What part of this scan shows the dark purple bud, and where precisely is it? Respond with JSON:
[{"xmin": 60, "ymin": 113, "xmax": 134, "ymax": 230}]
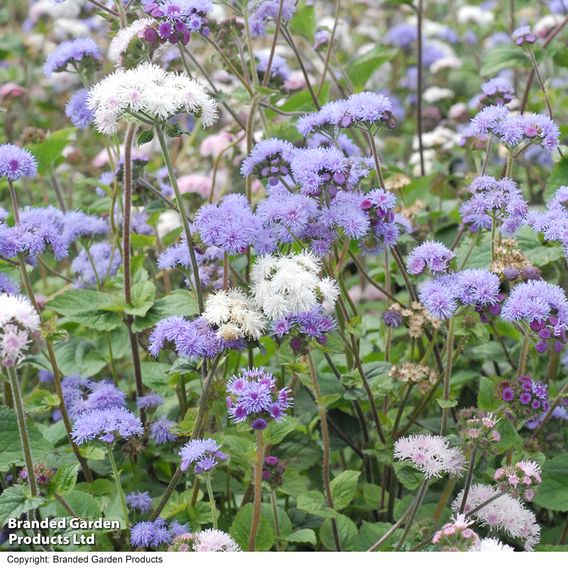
[{"xmin": 503, "ymin": 267, "xmax": 520, "ymax": 280}]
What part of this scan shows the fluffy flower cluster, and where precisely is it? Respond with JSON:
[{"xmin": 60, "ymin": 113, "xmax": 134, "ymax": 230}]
[
  {"xmin": 0, "ymin": 273, "xmax": 19, "ymax": 295},
  {"xmin": 88, "ymin": 62, "xmax": 218, "ymax": 134},
  {"xmin": 126, "ymin": 491, "xmax": 153, "ymax": 514},
  {"xmin": 71, "ymin": 242, "xmax": 121, "ymax": 288},
  {"xmin": 0, "ymin": 206, "xmax": 108, "ymax": 262},
  {"xmin": 406, "ymin": 241, "xmax": 455, "ymax": 275},
  {"xmin": 62, "ymin": 377, "xmax": 127, "ymax": 420},
  {"xmin": 194, "ymin": 194, "xmax": 259, "ymax": 255},
  {"xmin": 43, "ymin": 37, "xmax": 102, "ymax": 76},
  {"xmin": 529, "ymin": 185, "xmax": 568, "ymax": 254},
  {"xmin": 226, "ymin": 367, "xmax": 292, "ymax": 430},
  {"xmin": 393, "ymin": 435, "xmax": 465, "ymax": 478},
  {"xmin": 240, "ymin": 139, "xmax": 295, "ymax": 184},
  {"xmin": 179, "ymin": 438, "xmax": 227, "ymax": 474},
  {"xmin": 452, "ymin": 484, "xmax": 540, "ymax": 550},
  {"xmin": 149, "ymin": 316, "xmax": 243, "ymax": 359},
  {"xmin": 419, "ymin": 269, "xmax": 501, "ymax": 320},
  {"xmin": 168, "ymin": 529, "xmax": 241, "ymax": 552},
  {"xmin": 71, "ymin": 407, "xmax": 143, "ymax": 445},
  {"xmin": 149, "ymin": 418, "xmax": 177, "ymax": 445},
  {"xmin": 142, "ymin": 0, "xmax": 212, "ymax": 45},
  {"xmin": 501, "ymin": 281, "xmax": 568, "ymax": 352},
  {"xmin": 249, "ymin": 0, "xmax": 297, "ymax": 37},
  {"xmin": 297, "ymin": 92, "xmax": 396, "ymax": 135},
  {"xmin": 272, "ymin": 308, "xmax": 336, "ymax": 347},
  {"xmin": 251, "ymin": 252, "xmax": 339, "ymax": 320},
  {"xmin": 460, "ymin": 176, "xmax": 528, "ymax": 236},
  {"xmin": 479, "ymin": 78, "xmax": 514, "ymax": 107},
  {"xmin": 432, "ymin": 514, "xmax": 480, "ymax": 552},
  {"xmin": 131, "ymin": 518, "xmax": 189, "ymax": 549},
  {"xmin": 65, "ymin": 89, "xmax": 93, "ymax": 129},
  {"xmin": 203, "ymin": 289, "xmax": 266, "ymax": 341},
  {"xmin": 494, "ymin": 460, "xmax": 542, "ymax": 501},
  {"xmin": 471, "ymin": 106, "xmax": 559, "ymax": 153},
  {"xmin": 0, "ymin": 294, "xmax": 41, "ymax": 367},
  {"xmin": 500, "ymin": 375, "xmax": 549, "ymax": 420},
  {"xmin": 457, "ymin": 409, "xmax": 500, "ymax": 453},
  {"xmin": 0, "ymin": 144, "xmax": 37, "ymax": 181}
]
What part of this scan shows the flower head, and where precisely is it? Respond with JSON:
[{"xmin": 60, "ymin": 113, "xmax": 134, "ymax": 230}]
[
  {"xmin": 179, "ymin": 438, "xmax": 227, "ymax": 474},
  {"xmin": 407, "ymin": 241, "xmax": 455, "ymax": 275},
  {"xmin": 71, "ymin": 407, "xmax": 143, "ymax": 445},
  {"xmin": 0, "ymin": 144, "xmax": 37, "ymax": 181},
  {"xmin": 149, "ymin": 418, "xmax": 177, "ymax": 445},
  {"xmin": 44, "ymin": 37, "xmax": 102, "ymax": 76},
  {"xmin": 126, "ymin": 491, "xmax": 153, "ymax": 514},
  {"xmin": 65, "ymin": 89, "xmax": 94, "ymax": 129}
]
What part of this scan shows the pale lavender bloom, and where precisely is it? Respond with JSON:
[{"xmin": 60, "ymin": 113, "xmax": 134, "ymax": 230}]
[
  {"xmin": 149, "ymin": 418, "xmax": 177, "ymax": 444},
  {"xmin": 71, "ymin": 407, "xmax": 143, "ymax": 444},
  {"xmin": 0, "ymin": 144, "xmax": 37, "ymax": 181},
  {"xmin": 71, "ymin": 242, "xmax": 121, "ymax": 288},
  {"xmin": 65, "ymin": 89, "xmax": 93, "ymax": 129},
  {"xmin": 43, "ymin": 37, "xmax": 102, "ymax": 76},
  {"xmin": 271, "ymin": 308, "xmax": 336, "ymax": 345},
  {"xmin": 307, "ymin": 132, "xmax": 361, "ymax": 156},
  {"xmin": 240, "ymin": 138, "xmax": 295, "ymax": 182},
  {"xmin": 512, "ymin": 25, "xmax": 537, "ymax": 46},
  {"xmin": 249, "ymin": 0, "xmax": 297, "ymax": 37},
  {"xmin": 407, "ymin": 241, "xmax": 455, "ymax": 275},
  {"xmin": 130, "ymin": 518, "xmax": 184, "ymax": 549},
  {"xmin": 385, "ymin": 23, "xmax": 417, "ymax": 47},
  {"xmin": 321, "ymin": 191, "xmax": 370, "ymax": 239},
  {"xmin": 179, "ymin": 438, "xmax": 226, "ymax": 474},
  {"xmin": 471, "ymin": 105, "xmax": 509, "ymax": 135},
  {"xmin": 256, "ymin": 52, "xmax": 290, "ymax": 82},
  {"xmin": 0, "ymin": 273, "xmax": 19, "ymax": 295},
  {"xmin": 226, "ymin": 367, "xmax": 292, "ymax": 430},
  {"xmin": 290, "ymin": 147, "xmax": 349, "ymax": 196},
  {"xmin": 137, "ymin": 392, "xmax": 164, "ymax": 410},
  {"xmin": 394, "ymin": 435, "xmax": 465, "ymax": 478},
  {"xmin": 479, "ymin": 77, "xmax": 514, "ymax": 107},
  {"xmin": 126, "ymin": 491, "xmax": 153, "ymax": 513},
  {"xmin": 194, "ymin": 195, "xmax": 260, "ymax": 254}
]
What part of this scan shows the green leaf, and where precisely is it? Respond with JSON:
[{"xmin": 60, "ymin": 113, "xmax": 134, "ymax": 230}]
[
  {"xmin": 533, "ymin": 453, "xmax": 568, "ymax": 512},
  {"xmin": 132, "ymin": 289, "xmax": 198, "ymax": 332},
  {"xmin": 140, "ymin": 361, "xmax": 171, "ymax": 391},
  {"xmin": 481, "ymin": 45, "xmax": 529, "ymax": 76},
  {"xmin": 320, "ymin": 513, "xmax": 358, "ymax": 551},
  {"xmin": 544, "ymin": 156, "xmax": 568, "ymax": 201},
  {"xmin": 55, "ymin": 490, "xmax": 102, "ymax": 520},
  {"xmin": 477, "ymin": 377, "xmax": 499, "ymax": 411},
  {"xmin": 286, "ymin": 528, "xmax": 317, "ymax": 546},
  {"xmin": 0, "ymin": 406, "xmax": 54, "ymax": 471},
  {"xmin": 330, "ymin": 470, "xmax": 360, "ymax": 511},
  {"xmin": 50, "ymin": 338, "xmax": 108, "ymax": 377},
  {"xmin": 0, "ymin": 485, "xmax": 45, "ymax": 526},
  {"xmin": 516, "ymin": 225, "xmax": 564, "ymax": 267},
  {"xmin": 137, "ymin": 129, "xmax": 154, "ymax": 145},
  {"xmin": 263, "ymin": 417, "xmax": 300, "ymax": 445},
  {"xmin": 47, "ymin": 289, "xmax": 123, "ymax": 331},
  {"xmin": 125, "ymin": 281, "xmax": 156, "ymax": 317},
  {"xmin": 357, "ymin": 521, "xmax": 401, "ymax": 551},
  {"xmin": 436, "ymin": 398, "xmax": 458, "ymax": 409},
  {"xmin": 347, "ymin": 46, "xmax": 394, "ymax": 89},
  {"xmin": 296, "ymin": 490, "xmax": 338, "ymax": 519},
  {"xmin": 289, "ymin": 4, "xmax": 316, "ymax": 43},
  {"xmin": 393, "ymin": 462, "xmax": 423, "ymax": 490},
  {"xmin": 28, "ymin": 128, "xmax": 75, "ymax": 174},
  {"xmin": 50, "ymin": 464, "xmax": 79, "ymax": 496},
  {"xmin": 230, "ymin": 502, "xmax": 275, "ymax": 551}
]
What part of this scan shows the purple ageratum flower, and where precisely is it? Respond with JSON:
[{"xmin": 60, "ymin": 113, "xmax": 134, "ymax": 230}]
[
  {"xmin": 419, "ymin": 269, "xmax": 501, "ymax": 320},
  {"xmin": 43, "ymin": 37, "xmax": 102, "ymax": 76},
  {"xmin": 502, "ymin": 281, "xmax": 568, "ymax": 352},
  {"xmin": 385, "ymin": 23, "xmax": 417, "ymax": 48},
  {"xmin": 471, "ymin": 105, "xmax": 509, "ymax": 135},
  {"xmin": 512, "ymin": 25, "xmax": 537, "ymax": 46},
  {"xmin": 479, "ymin": 78, "xmax": 514, "ymax": 107},
  {"xmin": 137, "ymin": 392, "xmax": 164, "ymax": 410},
  {"xmin": 297, "ymin": 92, "xmax": 395, "ymax": 136},
  {"xmin": 249, "ymin": 0, "xmax": 297, "ymax": 38},
  {"xmin": 0, "ymin": 273, "xmax": 19, "ymax": 295},
  {"xmin": 126, "ymin": 491, "xmax": 153, "ymax": 513},
  {"xmin": 226, "ymin": 367, "xmax": 293, "ymax": 430},
  {"xmin": 130, "ymin": 518, "xmax": 185, "ymax": 549},
  {"xmin": 148, "ymin": 316, "xmax": 242, "ymax": 359},
  {"xmin": 529, "ymin": 186, "xmax": 568, "ymax": 252},
  {"xmin": 256, "ymin": 52, "xmax": 290, "ymax": 82},
  {"xmin": 360, "ymin": 187, "xmax": 400, "ymax": 251},
  {"xmin": 65, "ymin": 89, "xmax": 93, "ymax": 129},
  {"xmin": 271, "ymin": 308, "xmax": 336, "ymax": 345},
  {"xmin": 320, "ymin": 191, "xmax": 371, "ymax": 240},
  {"xmin": 460, "ymin": 176, "xmax": 528, "ymax": 236},
  {"xmin": 407, "ymin": 241, "xmax": 455, "ymax": 275},
  {"xmin": 71, "ymin": 407, "xmax": 143, "ymax": 445},
  {"xmin": 240, "ymin": 138, "xmax": 296, "ymax": 183},
  {"xmin": 307, "ymin": 132, "xmax": 361, "ymax": 157},
  {"xmin": 149, "ymin": 418, "xmax": 177, "ymax": 444},
  {"xmin": 179, "ymin": 438, "xmax": 227, "ymax": 474},
  {"xmin": 194, "ymin": 194, "xmax": 260, "ymax": 255},
  {"xmin": 71, "ymin": 242, "xmax": 121, "ymax": 288},
  {"xmin": 0, "ymin": 144, "xmax": 37, "ymax": 181},
  {"xmin": 87, "ymin": 381, "xmax": 127, "ymax": 409}
]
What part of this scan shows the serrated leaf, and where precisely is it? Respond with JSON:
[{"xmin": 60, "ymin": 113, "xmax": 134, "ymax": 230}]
[
  {"xmin": 132, "ymin": 289, "xmax": 198, "ymax": 332},
  {"xmin": 28, "ymin": 128, "xmax": 75, "ymax": 174},
  {"xmin": 320, "ymin": 513, "xmax": 358, "ymax": 551},
  {"xmin": 436, "ymin": 398, "xmax": 458, "ymax": 409},
  {"xmin": 533, "ymin": 453, "xmax": 568, "ymax": 512},
  {"xmin": 51, "ymin": 464, "xmax": 79, "ymax": 496},
  {"xmin": 330, "ymin": 470, "xmax": 360, "ymax": 511},
  {"xmin": 230, "ymin": 502, "xmax": 275, "ymax": 551},
  {"xmin": 125, "ymin": 280, "xmax": 156, "ymax": 317},
  {"xmin": 481, "ymin": 45, "xmax": 529, "ymax": 76},
  {"xmin": 286, "ymin": 528, "xmax": 316, "ymax": 546},
  {"xmin": 0, "ymin": 485, "xmax": 45, "ymax": 526},
  {"xmin": 296, "ymin": 491, "xmax": 338, "ymax": 519},
  {"xmin": 347, "ymin": 46, "xmax": 394, "ymax": 88},
  {"xmin": 289, "ymin": 4, "xmax": 316, "ymax": 43}
]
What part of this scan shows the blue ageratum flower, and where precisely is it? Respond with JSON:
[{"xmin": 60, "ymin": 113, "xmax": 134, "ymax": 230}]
[
  {"xmin": 149, "ymin": 418, "xmax": 177, "ymax": 445},
  {"xmin": 71, "ymin": 241, "xmax": 121, "ymax": 288},
  {"xmin": 0, "ymin": 144, "xmax": 37, "ymax": 181},
  {"xmin": 130, "ymin": 518, "xmax": 188, "ymax": 549},
  {"xmin": 43, "ymin": 37, "xmax": 102, "ymax": 76},
  {"xmin": 179, "ymin": 438, "xmax": 227, "ymax": 474},
  {"xmin": 126, "ymin": 491, "xmax": 153, "ymax": 514},
  {"xmin": 406, "ymin": 241, "xmax": 455, "ymax": 276},
  {"xmin": 226, "ymin": 367, "xmax": 293, "ymax": 430},
  {"xmin": 71, "ymin": 407, "xmax": 143, "ymax": 445},
  {"xmin": 65, "ymin": 89, "xmax": 94, "ymax": 129}
]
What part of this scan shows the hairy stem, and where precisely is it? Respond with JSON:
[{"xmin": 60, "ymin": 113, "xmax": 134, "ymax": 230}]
[
  {"xmin": 108, "ymin": 446, "xmax": 129, "ymax": 528},
  {"xmin": 248, "ymin": 429, "xmax": 265, "ymax": 551}
]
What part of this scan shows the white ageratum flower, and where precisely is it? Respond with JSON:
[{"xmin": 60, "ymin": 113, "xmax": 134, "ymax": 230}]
[
  {"xmin": 203, "ymin": 289, "xmax": 266, "ymax": 341},
  {"xmin": 108, "ymin": 18, "xmax": 155, "ymax": 64},
  {"xmin": 471, "ymin": 537, "xmax": 514, "ymax": 552},
  {"xmin": 251, "ymin": 252, "xmax": 340, "ymax": 320},
  {"xmin": 88, "ymin": 62, "xmax": 218, "ymax": 134},
  {"xmin": 0, "ymin": 294, "xmax": 41, "ymax": 368}
]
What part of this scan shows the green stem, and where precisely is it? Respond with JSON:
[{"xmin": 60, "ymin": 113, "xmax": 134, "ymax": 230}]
[
  {"xmin": 248, "ymin": 429, "xmax": 265, "ymax": 551},
  {"xmin": 204, "ymin": 474, "xmax": 217, "ymax": 529},
  {"xmin": 518, "ymin": 331, "xmax": 530, "ymax": 376},
  {"xmin": 395, "ymin": 479, "xmax": 429, "ymax": 550},
  {"xmin": 270, "ymin": 490, "xmax": 281, "ymax": 551},
  {"xmin": 459, "ymin": 448, "xmax": 477, "ymax": 514},
  {"xmin": 8, "ymin": 366, "xmax": 38, "ymax": 497},
  {"xmin": 155, "ymin": 125, "xmax": 204, "ymax": 313},
  {"xmin": 108, "ymin": 446, "xmax": 129, "ymax": 528},
  {"xmin": 440, "ymin": 318, "xmax": 455, "ymax": 435}
]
